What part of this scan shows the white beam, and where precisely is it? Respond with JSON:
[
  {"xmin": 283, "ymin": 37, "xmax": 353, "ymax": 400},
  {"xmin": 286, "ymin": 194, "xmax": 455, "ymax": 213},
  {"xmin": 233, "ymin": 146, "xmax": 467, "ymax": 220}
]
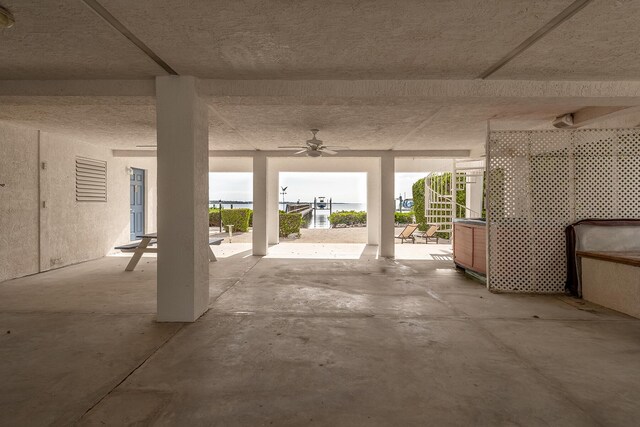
[
  {"xmin": 572, "ymin": 106, "xmax": 640, "ymax": 128},
  {"xmin": 0, "ymin": 80, "xmax": 154, "ymax": 96},
  {"xmin": 367, "ymin": 163, "xmax": 381, "ymax": 246},
  {"xmin": 380, "ymin": 155, "xmax": 395, "ymax": 258},
  {"xmin": 156, "ymin": 76, "xmax": 209, "ymax": 322},
  {"xmin": 4, "ymin": 79, "xmax": 640, "ymax": 103},
  {"xmin": 198, "ymin": 79, "xmax": 640, "ymax": 102},
  {"xmin": 113, "ymin": 149, "xmax": 472, "ymax": 158},
  {"xmin": 267, "ymin": 162, "xmax": 280, "ymax": 245},
  {"xmin": 252, "ymin": 154, "xmax": 268, "ymax": 256}
]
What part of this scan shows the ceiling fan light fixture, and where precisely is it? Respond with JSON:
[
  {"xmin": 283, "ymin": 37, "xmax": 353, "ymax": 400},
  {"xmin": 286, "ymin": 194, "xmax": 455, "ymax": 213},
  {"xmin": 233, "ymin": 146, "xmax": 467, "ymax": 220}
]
[
  {"xmin": 0, "ymin": 5, "xmax": 15, "ymax": 29},
  {"xmin": 307, "ymin": 150, "xmax": 322, "ymax": 158}
]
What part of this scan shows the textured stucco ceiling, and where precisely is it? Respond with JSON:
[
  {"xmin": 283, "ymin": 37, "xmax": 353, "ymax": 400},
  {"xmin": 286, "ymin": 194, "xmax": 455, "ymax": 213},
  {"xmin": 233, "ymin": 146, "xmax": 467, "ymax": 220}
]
[
  {"xmin": 0, "ymin": 0, "xmax": 163, "ymax": 79},
  {"xmin": 1, "ymin": 0, "xmax": 639, "ymax": 152},
  {"xmin": 97, "ymin": 0, "xmax": 575, "ymax": 79},
  {"xmin": 2, "ymin": 0, "xmax": 638, "ymax": 80},
  {"xmin": 0, "ymin": 95, "xmax": 586, "ymax": 151},
  {"xmin": 492, "ymin": 0, "xmax": 640, "ymax": 80}
]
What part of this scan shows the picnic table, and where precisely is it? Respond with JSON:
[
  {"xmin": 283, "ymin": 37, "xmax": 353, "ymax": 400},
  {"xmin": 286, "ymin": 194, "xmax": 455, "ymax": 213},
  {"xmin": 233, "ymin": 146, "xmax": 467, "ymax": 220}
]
[{"xmin": 116, "ymin": 232, "xmax": 223, "ymax": 271}]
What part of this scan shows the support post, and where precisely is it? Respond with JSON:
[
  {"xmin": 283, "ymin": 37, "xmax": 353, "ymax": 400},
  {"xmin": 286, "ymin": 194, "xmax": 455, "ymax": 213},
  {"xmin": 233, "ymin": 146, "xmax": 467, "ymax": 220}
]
[
  {"xmin": 367, "ymin": 165, "xmax": 381, "ymax": 246},
  {"xmin": 466, "ymin": 173, "xmax": 484, "ymax": 218},
  {"xmin": 451, "ymin": 159, "xmax": 457, "ymax": 221},
  {"xmin": 253, "ymin": 154, "xmax": 268, "ymax": 255},
  {"xmin": 380, "ymin": 155, "xmax": 395, "ymax": 258},
  {"xmin": 267, "ymin": 162, "xmax": 279, "ymax": 245},
  {"xmin": 156, "ymin": 76, "xmax": 209, "ymax": 322}
]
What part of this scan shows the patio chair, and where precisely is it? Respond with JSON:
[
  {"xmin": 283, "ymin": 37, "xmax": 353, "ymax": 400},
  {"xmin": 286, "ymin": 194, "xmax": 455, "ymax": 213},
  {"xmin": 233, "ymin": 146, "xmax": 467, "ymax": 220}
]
[
  {"xmin": 395, "ymin": 224, "xmax": 419, "ymax": 244},
  {"xmin": 419, "ymin": 225, "xmax": 439, "ymax": 244}
]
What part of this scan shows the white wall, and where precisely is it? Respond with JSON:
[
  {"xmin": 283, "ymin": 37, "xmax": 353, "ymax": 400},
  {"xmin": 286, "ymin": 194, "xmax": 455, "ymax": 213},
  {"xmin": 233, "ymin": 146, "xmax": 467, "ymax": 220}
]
[
  {"xmin": 0, "ymin": 123, "xmax": 157, "ymax": 281},
  {"xmin": 0, "ymin": 124, "xmax": 40, "ymax": 281}
]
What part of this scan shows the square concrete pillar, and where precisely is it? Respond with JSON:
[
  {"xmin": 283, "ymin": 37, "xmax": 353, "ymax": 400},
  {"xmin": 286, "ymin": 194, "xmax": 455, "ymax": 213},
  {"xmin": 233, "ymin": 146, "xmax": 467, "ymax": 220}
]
[
  {"xmin": 466, "ymin": 173, "xmax": 484, "ymax": 218},
  {"xmin": 253, "ymin": 154, "xmax": 268, "ymax": 256},
  {"xmin": 380, "ymin": 155, "xmax": 395, "ymax": 258},
  {"xmin": 267, "ymin": 162, "xmax": 280, "ymax": 245},
  {"xmin": 156, "ymin": 76, "xmax": 209, "ymax": 322},
  {"xmin": 367, "ymin": 163, "xmax": 381, "ymax": 246}
]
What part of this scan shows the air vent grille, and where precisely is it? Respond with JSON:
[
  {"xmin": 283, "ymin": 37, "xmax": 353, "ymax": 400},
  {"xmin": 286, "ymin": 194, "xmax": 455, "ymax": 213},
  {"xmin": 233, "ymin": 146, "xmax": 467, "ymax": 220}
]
[{"xmin": 76, "ymin": 157, "xmax": 107, "ymax": 202}]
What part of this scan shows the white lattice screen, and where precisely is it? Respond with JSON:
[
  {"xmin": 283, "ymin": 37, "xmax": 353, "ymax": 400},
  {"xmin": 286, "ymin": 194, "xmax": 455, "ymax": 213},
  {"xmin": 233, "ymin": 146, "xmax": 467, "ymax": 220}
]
[{"xmin": 487, "ymin": 129, "xmax": 640, "ymax": 293}]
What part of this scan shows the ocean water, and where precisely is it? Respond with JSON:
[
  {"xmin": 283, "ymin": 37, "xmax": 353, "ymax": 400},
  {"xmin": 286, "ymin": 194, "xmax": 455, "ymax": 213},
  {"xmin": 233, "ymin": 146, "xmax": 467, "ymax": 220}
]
[
  {"xmin": 208, "ymin": 202, "xmax": 367, "ymax": 230},
  {"xmin": 208, "ymin": 202, "xmax": 366, "ymax": 212}
]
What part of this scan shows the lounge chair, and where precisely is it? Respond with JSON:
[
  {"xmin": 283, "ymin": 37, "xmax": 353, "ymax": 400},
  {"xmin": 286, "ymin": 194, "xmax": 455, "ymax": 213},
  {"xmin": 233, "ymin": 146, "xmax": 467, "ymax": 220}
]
[
  {"xmin": 419, "ymin": 225, "xmax": 439, "ymax": 244},
  {"xmin": 395, "ymin": 224, "xmax": 419, "ymax": 244}
]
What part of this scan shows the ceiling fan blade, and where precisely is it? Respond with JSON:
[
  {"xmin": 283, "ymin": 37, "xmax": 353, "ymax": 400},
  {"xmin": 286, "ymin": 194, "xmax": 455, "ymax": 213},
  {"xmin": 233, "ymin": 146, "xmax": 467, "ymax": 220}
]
[
  {"xmin": 293, "ymin": 150, "xmax": 308, "ymax": 155},
  {"xmin": 324, "ymin": 146, "xmax": 349, "ymax": 149},
  {"xmin": 321, "ymin": 148, "xmax": 338, "ymax": 155},
  {"xmin": 278, "ymin": 145, "xmax": 307, "ymax": 149}
]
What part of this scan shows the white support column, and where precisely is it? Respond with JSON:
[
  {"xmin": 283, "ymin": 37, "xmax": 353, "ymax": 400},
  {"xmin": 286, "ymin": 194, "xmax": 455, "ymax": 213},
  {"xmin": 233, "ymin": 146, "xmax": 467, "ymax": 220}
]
[
  {"xmin": 267, "ymin": 162, "xmax": 280, "ymax": 245},
  {"xmin": 466, "ymin": 173, "xmax": 484, "ymax": 218},
  {"xmin": 253, "ymin": 154, "xmax": 268, "ymax": 256},
  {"xmin": 451, "ymin": 159, "xmax": 457, "ymax": 222},
  {"xmin": 367, "ymin": 163, "xmax": 381, "ymax": 246},
  {"xmin": 156, "ymin": 76, "xmax": 209, "ymax": 322},
  {"xmin": 380, "ymin": 155, "xmax": 395, "ymax": 258}
]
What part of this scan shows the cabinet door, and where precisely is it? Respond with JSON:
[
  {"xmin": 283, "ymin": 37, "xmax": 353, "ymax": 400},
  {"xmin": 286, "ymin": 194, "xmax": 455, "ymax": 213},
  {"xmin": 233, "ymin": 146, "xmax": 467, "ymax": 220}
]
[
  {"xmin": 472, "ymin": 227, "xmax": 486, "ymax": 274},
  {"xmin": 454, "ymin": 225, "xmax": 473, "ymax": 268}
]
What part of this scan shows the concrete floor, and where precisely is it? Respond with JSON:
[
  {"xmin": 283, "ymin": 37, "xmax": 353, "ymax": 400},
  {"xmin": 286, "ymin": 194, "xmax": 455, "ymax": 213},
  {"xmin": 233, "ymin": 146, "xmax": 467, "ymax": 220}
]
[{"xmin": 1, "ymin": 249, "xmax": 639, "ymax": 426}]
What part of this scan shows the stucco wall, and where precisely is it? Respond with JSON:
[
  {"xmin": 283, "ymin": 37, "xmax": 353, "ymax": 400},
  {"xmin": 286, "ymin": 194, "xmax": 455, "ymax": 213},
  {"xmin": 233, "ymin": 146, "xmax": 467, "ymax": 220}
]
[
  {"xmin": 39, "ymin": 133, "xmax": 157, "ymax": 270},
  {"xmin": 0, "ymin": 124, "xmax": 40, "ymax": 282},
  {"xmin": 0, "ymin": 123, "xmax": 157, "ymax": 281}
]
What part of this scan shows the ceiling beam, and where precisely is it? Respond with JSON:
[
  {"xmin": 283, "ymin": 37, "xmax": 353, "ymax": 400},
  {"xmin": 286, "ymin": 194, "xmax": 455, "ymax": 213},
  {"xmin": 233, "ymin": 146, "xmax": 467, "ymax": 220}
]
[
  {"xmin": 3, "ymin": 79, "xmax": 640, "ymax": 102},
  {"xmin": 82, "ymin": 0, "xmax": 178, "ymax": 75},
  {"xmin": 570, "ymin": 106, "xmax": 634, "ymax": 127},
  {"xmin": 198, "ymin": 79, "xmax": 640, "ymax": 102},
  {"xmin": 478, "ymin": 0, "xmax": 595, "ymax": 79},
  {"xmin": 112, "ymin": 149, "xmax": 471, "ymax": 158},
  {"xmin": 0, "ymin": 80, "xmax": 155, "ymax": 96}
]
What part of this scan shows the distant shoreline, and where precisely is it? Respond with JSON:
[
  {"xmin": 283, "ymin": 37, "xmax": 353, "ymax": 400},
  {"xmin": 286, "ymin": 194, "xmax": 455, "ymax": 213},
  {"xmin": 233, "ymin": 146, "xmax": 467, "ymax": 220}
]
[{"xmin": 209, "ymin": 201, "xmax": 364, "ymax": 205}]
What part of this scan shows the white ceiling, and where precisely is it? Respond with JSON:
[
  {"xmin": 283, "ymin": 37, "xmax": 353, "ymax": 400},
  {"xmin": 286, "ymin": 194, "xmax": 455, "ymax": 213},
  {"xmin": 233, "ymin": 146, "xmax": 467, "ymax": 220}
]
[
  {"xmin": 0, "ymin": 0, "xmax": 639, "ymax": 152},
  {"xmin": 493, "ymin": 0, "xmax": 640, "ymax": 80}
]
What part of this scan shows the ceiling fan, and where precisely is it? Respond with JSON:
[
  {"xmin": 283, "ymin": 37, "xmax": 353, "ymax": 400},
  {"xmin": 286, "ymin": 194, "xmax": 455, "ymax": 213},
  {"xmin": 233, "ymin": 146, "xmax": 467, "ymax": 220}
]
[{"xmin": 278, "ymin": 129, "xmax": 348, "ymax": 157}]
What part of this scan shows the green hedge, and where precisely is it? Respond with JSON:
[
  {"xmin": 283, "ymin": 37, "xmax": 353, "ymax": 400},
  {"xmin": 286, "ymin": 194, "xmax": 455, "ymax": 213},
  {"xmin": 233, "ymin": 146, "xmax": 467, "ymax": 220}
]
[
  {"xmin": 221, "ymin": 208, "xmax": 251, "ymax": 232},
  {"xmin": 208, "ymin": 208, "xmax": 221, "ymax": 227},
  {"xmin": 394, "ymin": 212, "xmax": 414, "ymax": 224},
  {"xmin": 279, "ymin": 211, "xmax": 302, "ymax": 237},
  {"xmin": 412, "ymin": 178, "xmax": 427, "ymax": 231},
  {"xmin": 329, "ymin": 210, "xmax": 367, "ymax": 226}
]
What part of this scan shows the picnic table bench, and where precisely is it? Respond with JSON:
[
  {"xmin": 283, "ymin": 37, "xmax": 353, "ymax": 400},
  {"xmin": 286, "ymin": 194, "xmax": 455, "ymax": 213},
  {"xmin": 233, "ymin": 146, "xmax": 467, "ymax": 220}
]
[{"xmin": 115, "ymin": 233, "xmax": 223, "ymax": 271}]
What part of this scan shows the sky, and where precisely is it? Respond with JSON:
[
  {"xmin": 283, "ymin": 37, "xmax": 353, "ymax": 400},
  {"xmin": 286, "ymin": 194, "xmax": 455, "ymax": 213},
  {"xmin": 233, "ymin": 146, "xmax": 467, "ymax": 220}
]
[{"xmin": 208, "ymin": 172, "xmax": 426, "ymax": 203}]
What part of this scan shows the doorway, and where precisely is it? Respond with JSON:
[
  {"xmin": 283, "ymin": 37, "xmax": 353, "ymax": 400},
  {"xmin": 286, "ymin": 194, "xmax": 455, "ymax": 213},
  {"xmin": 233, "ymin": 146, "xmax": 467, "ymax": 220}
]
[{"xmin": 129, "ymin": 168, "xmax": 145, "ymax": 241}]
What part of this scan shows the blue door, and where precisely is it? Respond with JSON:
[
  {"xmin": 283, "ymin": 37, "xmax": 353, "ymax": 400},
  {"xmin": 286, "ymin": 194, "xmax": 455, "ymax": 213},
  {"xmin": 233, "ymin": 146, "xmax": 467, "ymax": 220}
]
[{"xmin": 130, "ymin": 168, "xmax": 145, "ymax": 241}]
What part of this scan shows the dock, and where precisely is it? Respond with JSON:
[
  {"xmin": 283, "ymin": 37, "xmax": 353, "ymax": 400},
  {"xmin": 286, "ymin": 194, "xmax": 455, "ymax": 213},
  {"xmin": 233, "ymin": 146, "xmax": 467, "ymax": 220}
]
[{"xmin": 285, "ymin": 203, "xmax": 314, "ymax": 219}]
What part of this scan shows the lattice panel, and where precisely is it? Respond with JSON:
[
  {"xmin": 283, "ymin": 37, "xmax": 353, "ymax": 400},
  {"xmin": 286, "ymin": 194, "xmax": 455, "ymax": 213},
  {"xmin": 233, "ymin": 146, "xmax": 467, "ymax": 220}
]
[
  {"xmin": 574, "ymin": 131, "xmax": 616, "ymax": 220},
  {"xmin": 488, "ymin": 129, "xmax": 640, "ymax": 293},
  {"xmin": 617, "ymin": 130, "xmax": 640, "ymax": 217}
]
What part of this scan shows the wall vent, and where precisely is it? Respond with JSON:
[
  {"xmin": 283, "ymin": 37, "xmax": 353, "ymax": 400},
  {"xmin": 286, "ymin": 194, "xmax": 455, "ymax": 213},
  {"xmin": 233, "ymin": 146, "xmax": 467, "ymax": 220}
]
[{"xmin": 75, "ymin": 157, "xmax": 107, "ymax": 202}]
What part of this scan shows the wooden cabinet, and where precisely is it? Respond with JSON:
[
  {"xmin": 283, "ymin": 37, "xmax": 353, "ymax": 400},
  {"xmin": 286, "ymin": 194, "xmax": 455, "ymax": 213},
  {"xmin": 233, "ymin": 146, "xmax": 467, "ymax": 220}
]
[
  {"xmin": 453, "ymin": 222, "xmax": 486, "ymax": 275},
  {"xmin": 454, "ymin": 225, "xmax": 473, "ymax": 267}
]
